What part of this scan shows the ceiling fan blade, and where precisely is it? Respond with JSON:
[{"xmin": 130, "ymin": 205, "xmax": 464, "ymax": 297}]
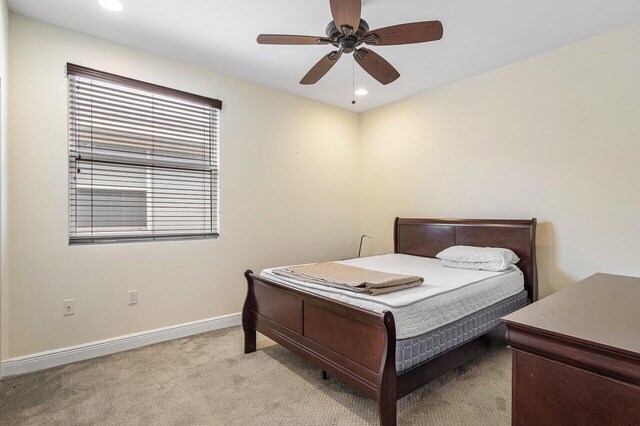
[
  {"xmin": 354, "ymin": 48, "xmax": 400, "ymax": 85},
  {"xmin": 257, "ymin": 34, "xmax": 332, "ymax": 45},
  {"xmin": 300, "ymin": 51, "xmax": 342, "ymax": 85},
  {"xmin": 365, "ymin": 21, "xmax": 443, "ymax": 46},
  {"xmin": 329, "ymin": 0, "xmax": 361, "ymax": 35}
]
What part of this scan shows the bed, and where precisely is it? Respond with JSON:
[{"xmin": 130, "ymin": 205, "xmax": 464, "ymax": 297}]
[{"xmin": 243, "ymin": 218, "xmax": 538, "ymax": 426}]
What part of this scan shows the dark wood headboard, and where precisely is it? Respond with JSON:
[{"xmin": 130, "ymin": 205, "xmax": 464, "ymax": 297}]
[{"xmin": 394, "ymin": 218, "xmax": 538, "ymax": 302}]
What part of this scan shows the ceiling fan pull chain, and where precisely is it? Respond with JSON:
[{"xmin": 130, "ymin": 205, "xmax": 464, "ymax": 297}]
[{"xmin": 352, "ymin": 55, "xmax": 356, "ymax": 105}]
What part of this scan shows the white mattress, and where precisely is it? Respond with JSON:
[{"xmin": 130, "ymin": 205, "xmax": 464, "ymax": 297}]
[{"xmin": 260, "ymin": 254, "xmax": 525, "ymax": 339}]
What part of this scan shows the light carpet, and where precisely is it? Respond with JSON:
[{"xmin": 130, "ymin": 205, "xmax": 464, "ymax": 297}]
[{"xmin": 0, "ymin": 326, "xmax": 511, "ymax": 425}]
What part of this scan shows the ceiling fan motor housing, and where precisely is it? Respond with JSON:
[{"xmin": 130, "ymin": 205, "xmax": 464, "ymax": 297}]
[{"xmin": 325, "ymin": 19, "xmax": 370, "ymax": 53}]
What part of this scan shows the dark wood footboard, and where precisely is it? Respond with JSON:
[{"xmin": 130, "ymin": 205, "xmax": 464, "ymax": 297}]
[{"xmin": 243, "ymin": 270, "xmax": 398, "ymax": 425}]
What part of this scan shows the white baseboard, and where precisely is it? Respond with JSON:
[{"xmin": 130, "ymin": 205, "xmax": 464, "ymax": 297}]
[{"xmin": 1, "ymin": 312, "xmax": 241, "ymax": 377}]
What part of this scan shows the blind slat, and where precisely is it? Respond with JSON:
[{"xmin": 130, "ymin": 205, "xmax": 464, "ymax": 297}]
[
  {"xmin": 71, "ymin": 94, "xmax": 212, "ymax": 127},
  {"xmin": 71, "ymin": 126, "xmax": 218, "ymax": 150}
]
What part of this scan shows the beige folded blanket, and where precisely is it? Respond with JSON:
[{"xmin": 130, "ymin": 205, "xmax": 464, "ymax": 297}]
[{"xmin": 272, "ymin": 262, "xmax": 423, "ymax": 295}]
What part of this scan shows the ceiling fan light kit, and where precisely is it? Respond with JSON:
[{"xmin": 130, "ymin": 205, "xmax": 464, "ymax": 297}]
[{"xmin": 257, "ymin": 0, "xmax": 443, "ymax": 87}]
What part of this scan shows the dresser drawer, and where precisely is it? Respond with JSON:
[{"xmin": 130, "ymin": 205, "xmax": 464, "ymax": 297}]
[{"xmin": 512, "ymin": 350, "xmax": 640, "ymax": 426}]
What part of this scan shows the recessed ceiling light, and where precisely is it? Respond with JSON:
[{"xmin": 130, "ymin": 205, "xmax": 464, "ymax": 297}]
[
  {"xmin": 99, "ymin": 0, "xmax": 124, "ymax": 12},
  {"xmin": 355, "ymin": 88, "xmax": 368, "ymax": 96}
]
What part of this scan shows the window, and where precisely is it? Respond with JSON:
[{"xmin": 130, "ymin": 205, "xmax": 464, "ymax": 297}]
[{"xmin": 67, "ymin": 63, "xmax": 221, "ymax": 244}]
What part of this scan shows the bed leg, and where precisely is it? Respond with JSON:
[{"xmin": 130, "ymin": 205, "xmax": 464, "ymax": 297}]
[
  {"xmin": 244, "ymin": 328, "xmax": 256, "ymax": 354},
  {"xmin": 377, "ymin": 311, "xmax": 397, "ymax": 426},
  {"xmin": 322, "ymin": 370, "xmax": 330, "ymax": 380},
  {"xmin": 377, "ymin": 363, "xmax": 397, "ymax": 426},
  {"xmin": 377, "ymin": 395, "xmax": 397, "ymax": 426},
  {"xmin": 243, "ymin": 270, "xmax": 256, "ymax": 354}
]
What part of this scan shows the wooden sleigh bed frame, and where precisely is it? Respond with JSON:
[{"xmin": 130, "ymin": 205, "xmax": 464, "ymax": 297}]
[{"xmin": 243, "ymin": 218, "xmax": 538, "ymax": 425}]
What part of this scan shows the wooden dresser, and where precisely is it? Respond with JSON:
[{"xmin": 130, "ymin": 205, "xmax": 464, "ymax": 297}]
[{"xmin": 502, "ymin": 273, "xmax": 640, "ymax": 425}]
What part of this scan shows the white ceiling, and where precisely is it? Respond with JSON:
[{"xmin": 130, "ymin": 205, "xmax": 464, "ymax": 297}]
[{"xmin": 8, "ymin": 0, "xmax": 640, "ymax": 112}]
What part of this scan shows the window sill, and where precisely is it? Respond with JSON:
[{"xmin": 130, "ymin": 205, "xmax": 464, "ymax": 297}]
[{"xmin": 69, "ymin": 233, "xmax": 219, "ymax": 246}]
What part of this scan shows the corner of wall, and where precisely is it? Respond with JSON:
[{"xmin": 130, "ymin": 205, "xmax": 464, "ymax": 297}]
[{"xmin": 0, "ymin": 0, "xmax": 10, "ymax": 362}]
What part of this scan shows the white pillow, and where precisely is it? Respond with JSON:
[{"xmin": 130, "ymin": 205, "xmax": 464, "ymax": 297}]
[
  {"xmin": 440, "ymin": 259, "xmax": 515, "ymax": 272},
  {"xmin": 436, "ymin": 246, "xmax": 520, "ymax": 272}
]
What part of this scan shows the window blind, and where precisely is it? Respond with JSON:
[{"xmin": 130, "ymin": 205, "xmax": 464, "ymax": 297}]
[{"xmin": 67, "ymin": 63, "xmax": 221, "ymax": 244}]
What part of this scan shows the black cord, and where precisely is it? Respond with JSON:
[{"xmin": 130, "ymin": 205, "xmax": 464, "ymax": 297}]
[{"xmin": 358, "ymin": 235, "xmax": 372, "ymax": 257}]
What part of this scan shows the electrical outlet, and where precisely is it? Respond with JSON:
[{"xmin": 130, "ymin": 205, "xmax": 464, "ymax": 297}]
[
  {"xmin": 128, "ymin": 290, "xmax": 138, "ymax": 305},
  {"xmin": 63, "ymin": 299, "xmax": 75, "ymax": 316}
]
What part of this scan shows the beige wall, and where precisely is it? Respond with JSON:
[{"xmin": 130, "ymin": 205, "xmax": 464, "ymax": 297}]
[
  {"xmin": 0, "ymin": 0, "xmax": 8, "ymax": 360},
  {"xmin": 6, "ymin": 14, "xmax": 360, "ymax": 358},
  {"xmin": 5, "ymin": 14, "xmax": 640, "ymax": 359},
  {"xmin": 359, "ymin": 23, "xmax": 640, "ymax": 298}
]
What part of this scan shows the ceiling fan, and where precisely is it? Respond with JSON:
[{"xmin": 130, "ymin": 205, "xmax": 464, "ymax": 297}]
[{"xmin": 257, "ymin": 0, "xmax": 443, "ymax": 86}]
